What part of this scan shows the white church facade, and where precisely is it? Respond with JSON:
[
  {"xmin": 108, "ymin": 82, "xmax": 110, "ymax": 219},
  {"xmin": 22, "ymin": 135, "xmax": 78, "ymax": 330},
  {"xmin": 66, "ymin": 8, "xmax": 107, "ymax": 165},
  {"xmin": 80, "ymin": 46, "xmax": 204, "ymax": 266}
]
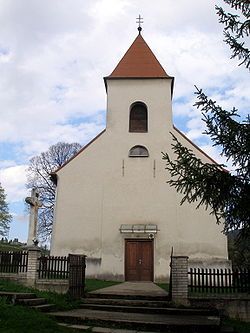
[{"xmin": 50, "ymin": 31, "xmax": 229, "ymax": 282}]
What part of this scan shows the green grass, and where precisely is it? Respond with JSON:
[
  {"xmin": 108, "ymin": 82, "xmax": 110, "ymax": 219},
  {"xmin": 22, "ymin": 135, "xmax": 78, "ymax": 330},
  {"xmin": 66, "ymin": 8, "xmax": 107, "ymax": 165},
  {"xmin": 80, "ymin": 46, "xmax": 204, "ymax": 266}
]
[
  {"xmin": 0, "ymin": 278, "xmax": 121, "ymax": 333},
  {"xmin": 0, "ymin": 279, "xmax": 80, "ymax": 310},
  {"xmin": 156, "ymin": 282, "xmax": 169, "ymax": 292},
  {"xmin": 0, "ymin": 297, "xmax": 85, "ymax": 333},
  {"xmin": 0, "ymin": 278, "xmax": 120, "ymax": 332},
  {"xmin": 85, "ymin": 278, "xmax": 121, "ymax": 292},
  {"xmin": 0, "ymin": 243, "xmax": 24, "ymax": 252},
  {"xmin": 223, "ymin": 318, "xmax": 250, "ymax": 333},
  {"xmin": 0, "ymin": 278, "xmax": 121, "ymax": 310}
]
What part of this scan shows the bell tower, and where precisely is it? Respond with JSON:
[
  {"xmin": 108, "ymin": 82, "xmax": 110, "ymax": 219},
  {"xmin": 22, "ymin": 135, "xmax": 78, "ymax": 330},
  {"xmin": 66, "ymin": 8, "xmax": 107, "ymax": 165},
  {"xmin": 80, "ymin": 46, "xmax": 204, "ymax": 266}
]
[{"xmin": 104, "ymin": 27, "xmax": 174, "ymax": 140}]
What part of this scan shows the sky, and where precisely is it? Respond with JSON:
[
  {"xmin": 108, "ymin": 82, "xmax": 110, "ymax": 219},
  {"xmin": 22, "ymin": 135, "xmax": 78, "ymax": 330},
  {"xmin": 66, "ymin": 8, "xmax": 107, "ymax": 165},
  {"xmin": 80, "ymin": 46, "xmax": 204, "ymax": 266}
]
[{"xmin": 0, "ymin": 0, "xmax": 249, "ymax": 243}]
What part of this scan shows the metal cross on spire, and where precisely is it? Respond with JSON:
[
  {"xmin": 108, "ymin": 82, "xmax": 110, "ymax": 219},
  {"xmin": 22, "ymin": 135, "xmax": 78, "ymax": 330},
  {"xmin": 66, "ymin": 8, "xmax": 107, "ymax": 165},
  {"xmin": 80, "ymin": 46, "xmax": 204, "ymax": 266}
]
[{"xmin": 136, "ymin": 15, "xmax": 144, "ymax": 34}]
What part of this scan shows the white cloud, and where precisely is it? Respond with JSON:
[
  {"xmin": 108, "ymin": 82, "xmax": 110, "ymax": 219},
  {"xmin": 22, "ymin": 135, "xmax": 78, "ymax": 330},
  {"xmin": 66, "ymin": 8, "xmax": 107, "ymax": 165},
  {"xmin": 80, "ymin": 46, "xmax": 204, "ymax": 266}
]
[
  {"xmin": 0, "ymin": 165, "xmax": 28, "ymax": 202},
  {"xmin": 0, "ymin": 160, "xmax": 17, "ymax": 169},
  {"xmin": 20, "ymin": 121, "xmax": 105, "ymax": 156},
  {"xmin": 0, "ymin": 0, "xmax": 248, "ymax": 154},
  {"xmin": 90, "ymin": 0, "xmax": 131, "ymax": 22},
  {"xmin": 0, "ymin": 49, "xmax": 12, "ymax": 63},
  {"xmin": 8, "ymin": 212, "xmax": 29, "ymax": 243}
]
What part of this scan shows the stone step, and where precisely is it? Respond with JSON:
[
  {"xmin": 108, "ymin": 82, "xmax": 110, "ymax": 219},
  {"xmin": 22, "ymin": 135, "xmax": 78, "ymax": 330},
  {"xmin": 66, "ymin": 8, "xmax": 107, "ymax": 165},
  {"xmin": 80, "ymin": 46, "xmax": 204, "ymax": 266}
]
[
  {"xmin": 82, "ymin": 297, "xmax": 171, "ymax": 308},
  {"xmin": 50, "ymin": 308, "xmax": 221, "ymax": 333},
  {"xmin": 58, "ymin": 322, "xmax": 159, "ymax": 332},
  {"xmin": 81, "ymin": 303, "xmax": 168, "ymax": 314},
  {"xmin": 86, "ymin": 292, "xmax": 168, "ymax": 301},
  {"xmin": 16, "ymin": 297, "xmax": 47, "ymax": 306},
  {"xmin": 0, "ymin": 291, "xmax": 36, "ymax": 300},
  {"xmin": 82, "ymin": 297, "xmax": 218, "ymax": 314},
  {"xmin": 58, "ymin": 322, "xmax": 236, "ymax": 333},
  {"xmin": 31, "ymin": 303, "xmax": 56, "ymax": 312},
  {"xmin": 80, "ymin": 302, "xmax": 218, "ymax": 316},
  {"xmin": 0, "ymin": 290, "xmax": 54, "ymax": 313},
  {"xmin": 220, "ymin": 325, "xmax": 235, "ymax": 333}
]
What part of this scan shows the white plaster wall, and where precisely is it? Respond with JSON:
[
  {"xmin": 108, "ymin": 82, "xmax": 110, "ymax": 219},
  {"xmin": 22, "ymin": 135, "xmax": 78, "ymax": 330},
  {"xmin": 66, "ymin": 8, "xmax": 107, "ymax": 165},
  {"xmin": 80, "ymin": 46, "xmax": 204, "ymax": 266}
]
[{"xmin": 51, "ymin": 78, "xmax": 228, "ymax": 281}]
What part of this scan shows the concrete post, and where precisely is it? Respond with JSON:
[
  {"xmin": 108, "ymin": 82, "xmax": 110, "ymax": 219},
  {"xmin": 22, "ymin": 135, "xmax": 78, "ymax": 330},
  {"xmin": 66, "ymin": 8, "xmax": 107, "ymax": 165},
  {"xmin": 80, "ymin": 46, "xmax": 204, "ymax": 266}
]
[
  {"xmin": 26, "ymin": 248, "xmax": 41, "ymax": 287},
  {"xmin": 171, "ymin": 256, "xmax": 189, "ymax": 305}
]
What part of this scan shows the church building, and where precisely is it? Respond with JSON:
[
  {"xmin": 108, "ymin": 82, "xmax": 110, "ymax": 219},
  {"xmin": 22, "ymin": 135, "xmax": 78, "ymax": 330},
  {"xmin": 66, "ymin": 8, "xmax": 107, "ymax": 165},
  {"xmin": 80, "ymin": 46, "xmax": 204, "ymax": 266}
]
[{"xmin": 50, "ymin": 28, "xmax": 229, "ymax": 282}]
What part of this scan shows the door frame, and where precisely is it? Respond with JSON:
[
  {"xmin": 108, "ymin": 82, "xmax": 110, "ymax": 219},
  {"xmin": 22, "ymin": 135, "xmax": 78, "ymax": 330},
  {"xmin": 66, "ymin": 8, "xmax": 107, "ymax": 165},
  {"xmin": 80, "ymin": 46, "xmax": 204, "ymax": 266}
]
[{"xmin": 124, "ymin": 238, "xmax": 154, "ymax": 282}]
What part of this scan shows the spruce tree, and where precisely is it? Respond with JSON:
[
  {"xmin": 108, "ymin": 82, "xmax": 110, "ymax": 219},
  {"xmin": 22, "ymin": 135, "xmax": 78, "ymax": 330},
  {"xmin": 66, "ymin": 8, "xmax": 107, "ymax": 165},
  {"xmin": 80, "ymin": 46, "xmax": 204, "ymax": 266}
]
[
  {"xmin": 0, "ymin": 183, "xmax": 12, "ymax": 237},
  {"xmin": 162, "ymin": 0, "xmax": 250, "ymax": 238}
]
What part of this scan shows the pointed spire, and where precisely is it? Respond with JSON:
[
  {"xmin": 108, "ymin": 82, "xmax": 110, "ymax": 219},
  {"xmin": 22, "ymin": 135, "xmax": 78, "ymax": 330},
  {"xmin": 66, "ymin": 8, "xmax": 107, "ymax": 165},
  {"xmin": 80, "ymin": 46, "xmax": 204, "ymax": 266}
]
[{"xmin": 108, "ymin": 34, "xmax": 170, "ymax": 78}]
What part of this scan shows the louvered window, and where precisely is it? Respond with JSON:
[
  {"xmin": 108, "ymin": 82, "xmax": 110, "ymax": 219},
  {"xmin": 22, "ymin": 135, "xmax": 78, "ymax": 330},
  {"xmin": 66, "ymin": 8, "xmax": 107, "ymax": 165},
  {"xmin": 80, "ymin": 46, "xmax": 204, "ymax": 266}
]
[{"xmin": 129, "ymin": 102, "xmax": 148, "ymax": 132}]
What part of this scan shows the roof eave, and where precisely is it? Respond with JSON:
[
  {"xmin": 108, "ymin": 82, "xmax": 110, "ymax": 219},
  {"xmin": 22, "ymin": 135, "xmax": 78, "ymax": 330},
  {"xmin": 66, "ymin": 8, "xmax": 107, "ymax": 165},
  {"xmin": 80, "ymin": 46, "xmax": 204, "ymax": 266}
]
[
  {"xmin": 173, "ymin": 125, "xmax": 228, "ymax": 172},
  {"xmin": 52, "ymin": 129, "xmax": 106, "ymax": 175}
]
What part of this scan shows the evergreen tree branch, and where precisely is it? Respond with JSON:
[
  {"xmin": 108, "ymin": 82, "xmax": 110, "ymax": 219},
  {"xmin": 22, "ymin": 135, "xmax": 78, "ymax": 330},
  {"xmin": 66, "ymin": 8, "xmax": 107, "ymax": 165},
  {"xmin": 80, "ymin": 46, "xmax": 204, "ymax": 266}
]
[
  {"xmin": 216, "ymin": 3, "xmax": 250, "ymax": 69},
  {"xmin": 194, "ymin": 86, "xmax": 250, "ymax": 176},
  {"xmin": 223, "ymin": 0, "xmax": 250, "ymax": 18},
  {"xmin": 0, "ymin": 183, "xmax": 12, "ymax": 237},
  {"xmin": 224, "ymin": 32, "xmax": 250, "ymax": 67},
  {"xmin": 162, "ymin": 134, "xmax": 250, "ymax": 237}
]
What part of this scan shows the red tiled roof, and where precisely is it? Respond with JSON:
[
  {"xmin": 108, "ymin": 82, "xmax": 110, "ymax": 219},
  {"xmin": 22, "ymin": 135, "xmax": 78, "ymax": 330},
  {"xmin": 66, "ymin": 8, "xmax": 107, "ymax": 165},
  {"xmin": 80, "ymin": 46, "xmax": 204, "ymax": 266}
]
[{"xmin": 108, "ymin": 34, "xmax": 170, "ymax": 78}]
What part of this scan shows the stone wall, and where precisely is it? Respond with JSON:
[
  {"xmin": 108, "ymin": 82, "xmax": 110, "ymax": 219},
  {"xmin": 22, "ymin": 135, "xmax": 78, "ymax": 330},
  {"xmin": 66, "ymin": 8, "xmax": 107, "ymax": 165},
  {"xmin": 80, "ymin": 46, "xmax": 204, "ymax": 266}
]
[
  {"xmin": 0, "ymin": 272, "xmax": 27, "ymax": 284},
  {"xmin": 35, "ymin": 279, "xmax": 68, "ymax": 294},
  {"xmin": 0, "ymin": 271, "xmax": 68, "ymax": 294},
  {"xmin": 190, "ymin": 297, "xmax": 250, "ymax": 322}
]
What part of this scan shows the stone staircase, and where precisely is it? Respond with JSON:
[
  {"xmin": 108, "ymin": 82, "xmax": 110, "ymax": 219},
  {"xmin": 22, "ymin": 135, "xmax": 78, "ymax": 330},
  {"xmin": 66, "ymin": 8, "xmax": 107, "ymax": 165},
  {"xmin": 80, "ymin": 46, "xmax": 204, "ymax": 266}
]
[
  {"xmin": 0, "ymin": 291, "xmax": 55, "ymax": 312},
  {"xmin": 51, "ymin": 291, "xmax": 223, "ymax": 332}
]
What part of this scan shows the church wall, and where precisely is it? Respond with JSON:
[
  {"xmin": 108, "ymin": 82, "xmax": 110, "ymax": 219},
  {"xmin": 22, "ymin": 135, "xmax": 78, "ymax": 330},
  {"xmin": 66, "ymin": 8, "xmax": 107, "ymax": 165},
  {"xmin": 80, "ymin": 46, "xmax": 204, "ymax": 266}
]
[
  {"xmin": 51, "ymin": 78, "xmax": 229, "ymax": 281},
  {"xmin": 106, "ymin": 78, "xmax": 173, "ymax": 137}
]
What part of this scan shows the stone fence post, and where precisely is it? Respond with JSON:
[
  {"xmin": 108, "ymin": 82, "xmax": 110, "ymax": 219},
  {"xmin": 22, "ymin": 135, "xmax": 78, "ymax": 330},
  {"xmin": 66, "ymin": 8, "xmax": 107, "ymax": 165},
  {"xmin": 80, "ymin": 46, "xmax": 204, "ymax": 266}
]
[
  {"xmin": 171, "ymin": 256, "xmax": 189, "ymax": 305},
  {"xmin": 26, "ymin": 248, "xmax": 41, "ymax": 287}
]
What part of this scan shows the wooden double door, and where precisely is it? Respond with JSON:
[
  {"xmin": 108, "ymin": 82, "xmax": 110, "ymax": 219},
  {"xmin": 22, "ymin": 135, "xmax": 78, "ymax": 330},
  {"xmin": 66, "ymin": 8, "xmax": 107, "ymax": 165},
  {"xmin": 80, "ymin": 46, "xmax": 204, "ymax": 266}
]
[{"xmin": 125, "ymin": 240, "xmax": 153, "ymax": 281}]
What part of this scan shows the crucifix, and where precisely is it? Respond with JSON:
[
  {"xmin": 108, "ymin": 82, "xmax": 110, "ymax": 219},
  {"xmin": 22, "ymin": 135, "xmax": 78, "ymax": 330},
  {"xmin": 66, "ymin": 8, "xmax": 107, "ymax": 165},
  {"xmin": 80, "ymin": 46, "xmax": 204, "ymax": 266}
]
[
  {"xmin": 136, "ymin": 15, "xmax": 144, "ymax": 34},
  {"xmin": 25, "ymin": 189, "xmax": 42, "ymax": 247}
]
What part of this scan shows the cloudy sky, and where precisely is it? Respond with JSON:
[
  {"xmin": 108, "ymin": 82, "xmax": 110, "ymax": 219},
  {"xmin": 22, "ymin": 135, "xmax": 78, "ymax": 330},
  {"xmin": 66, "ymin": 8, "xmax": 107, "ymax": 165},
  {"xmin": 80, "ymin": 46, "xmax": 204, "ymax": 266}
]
[{"xmin": 0, "ymin": 0, "xmax": 249, "ymax": 243}]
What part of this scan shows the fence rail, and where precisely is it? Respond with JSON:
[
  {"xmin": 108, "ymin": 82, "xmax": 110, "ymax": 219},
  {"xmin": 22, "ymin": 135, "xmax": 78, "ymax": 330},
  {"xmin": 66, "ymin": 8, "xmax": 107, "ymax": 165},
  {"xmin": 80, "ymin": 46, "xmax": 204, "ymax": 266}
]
[
  {"xmin": 188, "ymin": 268, "xmax": 249, "ymax": 294},
  {"xmin": 38, "ymin": 255, "xmax": 69, "ymax": 279},
  {"xmin": 0, "ymin": 251, "xmax": 28, "ymax": 273}
]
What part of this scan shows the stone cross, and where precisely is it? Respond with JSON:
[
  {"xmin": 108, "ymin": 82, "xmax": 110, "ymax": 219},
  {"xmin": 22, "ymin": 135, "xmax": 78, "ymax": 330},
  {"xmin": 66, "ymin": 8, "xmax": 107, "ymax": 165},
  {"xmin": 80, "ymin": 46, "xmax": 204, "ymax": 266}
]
[{"xmin": 25, "ymin": 189, "xmax": 42, "ymax": 247}]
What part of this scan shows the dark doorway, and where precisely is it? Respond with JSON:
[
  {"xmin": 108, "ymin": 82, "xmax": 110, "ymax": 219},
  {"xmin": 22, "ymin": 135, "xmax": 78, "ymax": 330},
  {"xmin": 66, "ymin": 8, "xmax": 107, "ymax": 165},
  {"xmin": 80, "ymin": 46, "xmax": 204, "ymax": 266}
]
[{"xmin": 125, "ymin": 240, "xmax": 153, "ymax": 281}]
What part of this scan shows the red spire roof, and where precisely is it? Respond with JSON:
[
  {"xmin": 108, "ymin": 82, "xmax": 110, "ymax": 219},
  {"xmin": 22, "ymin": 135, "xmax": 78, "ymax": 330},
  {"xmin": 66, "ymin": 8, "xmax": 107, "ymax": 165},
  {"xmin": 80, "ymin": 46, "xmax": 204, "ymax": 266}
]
[{"xmin": 108, "ymin": 34, "xmax": 169, "ymax": 78}]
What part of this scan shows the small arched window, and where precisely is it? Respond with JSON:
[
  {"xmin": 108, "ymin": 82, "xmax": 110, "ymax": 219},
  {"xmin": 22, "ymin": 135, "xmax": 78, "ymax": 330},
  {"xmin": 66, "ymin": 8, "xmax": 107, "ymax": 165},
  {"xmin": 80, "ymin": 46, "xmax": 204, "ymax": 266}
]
[
  {"xmin": 129, "ymin": 145, "xmax": 149, "ymax": 157},
  {"xmin": 129, "ymin": 102, "xmax": 148, "ymax": 133}
]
